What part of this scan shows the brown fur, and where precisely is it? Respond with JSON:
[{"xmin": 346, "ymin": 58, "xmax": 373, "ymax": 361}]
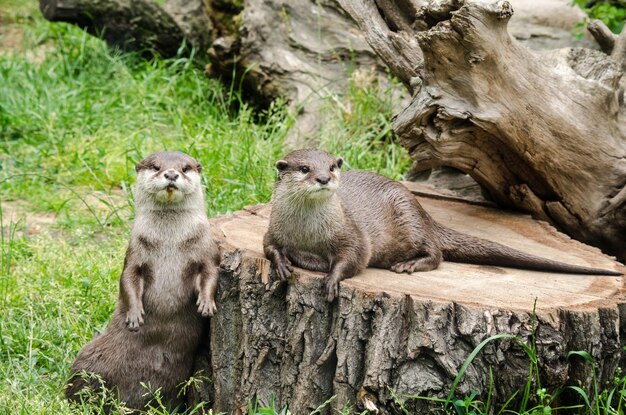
[
  {"xmin": 66, "ymin": 152, "xmax": 220, "ymax": 412},
  {"xmin": 264, "ymin": 149, "xmax": 621, "ymax": 302}
]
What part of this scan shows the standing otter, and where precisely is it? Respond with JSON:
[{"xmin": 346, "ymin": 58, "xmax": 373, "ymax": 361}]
[
  {"xmin": 264, "ymin": 149, "xmax": 622, "ymax": 302},
  {"xmin": 66, "ymin": 152, "xmax": 220, "ymax": 412}
]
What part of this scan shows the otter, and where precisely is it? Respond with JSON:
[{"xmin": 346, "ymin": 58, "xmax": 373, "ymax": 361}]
[
  {"xmin": 66, "ymin": 152, "xmax": 220, "ymax": 412},
  {"xmin": 263, "ymin": 148, "xmax": 622, "ymax": 302}
]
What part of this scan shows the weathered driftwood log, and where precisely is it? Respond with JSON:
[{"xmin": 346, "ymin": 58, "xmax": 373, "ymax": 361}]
[
  {"xmin": 38, "ymin": 0, "xmax": 208, "ymax": 56},
  {"xmin": 38, "ymin": 0, "xmax": 406, "ymax": 144},
  {"xmin": 163, "ymin": 0, "xmax": 212, "ymax": 51},
  {"xmin": 205, "ymin": 0, "xmax": 401, "ymax": 144},
  {"xmin": 39, "ymin": 0, "xmax": 593, "ymax": 146},
  {"xmin": 588, "ymin": 18, "xmax": 626, "ymax": 72},
  {"xmin": 338, "ymin": 0, "xmax": 626, "ymax": 262},
  {"xmin": 204, "ymin": 184, "xmax": 625, "ymax": 413}
]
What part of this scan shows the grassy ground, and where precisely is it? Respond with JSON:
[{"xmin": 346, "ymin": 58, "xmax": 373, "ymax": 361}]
[{"xmin": 0, "ymin": 2, "xmax": 408, "ymax": 414}]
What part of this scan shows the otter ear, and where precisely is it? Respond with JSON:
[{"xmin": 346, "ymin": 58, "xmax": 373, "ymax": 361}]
[
  {"xmin": 276, "ymin": 160, "xmax": 289, "ymax": 171},
  {"xmin": 135, "ymin": 159, "xmax": 146, "ymax": 172},
  {"xmin": 336, "ymin": 158, "xmax": 343, "ymax": 169},
  {"xmin": 196, "ymin": 163, "xmax": 202, "ymax": 173}
]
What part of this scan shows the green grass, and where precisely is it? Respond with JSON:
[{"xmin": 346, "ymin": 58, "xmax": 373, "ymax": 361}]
[
  {"xmin": 0, "ymin": 20, "xmax": 291, "ymax": 220},
  {"xmin": 0, "ymin": 3, "xmax": 408, "ymax": 414},
  {"xmin": 0, "ymin": 0, "xmax": 37, "ymax": 21},
  {"xmin": 2, "ymin": 2, "xmax": 626, "ymax": 415},
  {"xmin": 0, "ymin": 7, "xmax": 408, "ymax": 221}
]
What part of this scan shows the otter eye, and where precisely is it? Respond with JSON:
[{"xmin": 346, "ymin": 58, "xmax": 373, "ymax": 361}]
[
  {"xmin": 300, "ymin": 166, "xmax": 310, "ymax": 174},
  {"xmin": 152, "ymin": 165, "xmax": 160, "ymax": 172},
  {"xmin": 182, "ymin": 165, "xmax": 190, "ymax": 173},
  {"xmin": 330, "ymin": 164, "xmax": 336, "ymax": 172}
]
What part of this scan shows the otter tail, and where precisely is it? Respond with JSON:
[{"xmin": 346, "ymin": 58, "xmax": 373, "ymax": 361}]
[{"xmin": 436, "ymin": 224, "xmax": 622, "ymax": 276}]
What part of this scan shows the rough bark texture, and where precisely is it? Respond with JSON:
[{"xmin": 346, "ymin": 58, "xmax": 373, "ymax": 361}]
[
  {"xmin": 202, "ymin": 185, "xmax": 626, "ymax": 413},
  {"xmin": 338, "ymin": 0, "xmax": 626, "ymax": 262},
  {"xmin": 589, "ymin": 18, "xmax": 626, "ymax": 72},
  {"xmin": 164, "ymin": 0, "xmax": 212, "ymax": 51}
]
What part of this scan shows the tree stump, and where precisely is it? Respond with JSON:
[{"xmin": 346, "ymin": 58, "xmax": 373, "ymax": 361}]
[{"xmin": 206, "ymin": 184, "xmax": 625, "ymax": 413}]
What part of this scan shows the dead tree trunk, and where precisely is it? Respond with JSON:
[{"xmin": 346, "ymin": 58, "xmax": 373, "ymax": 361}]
[
  {"xmin": 338, "ymin": 0, "xmax": 626, "ymax": 262},
  {"xmin": 39, "ymin": 0, "xmax": 597, "ymax": 146},
  {"xmin": 203, "ymin": 186, "xmax": 626, "ymax": 413},
  {"xmin": 38, "ymin": 0, "xmax": 196, "ymax": 57},
  {"xmin": 39, "ymin": 0, "xmax": 402, "ymax": 145},
  {"xmin": 204, "ymin": 0, "xmax": 402, "ymax": 144}
]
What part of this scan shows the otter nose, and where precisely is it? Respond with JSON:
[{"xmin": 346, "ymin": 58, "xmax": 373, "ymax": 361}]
[
  {"xmin": 164, "ymin": 170, "xmax": 179, "ymax": 181},
  {"xmin": 316, "ymin": 176, "xmax": 330, "ymax": 185}
]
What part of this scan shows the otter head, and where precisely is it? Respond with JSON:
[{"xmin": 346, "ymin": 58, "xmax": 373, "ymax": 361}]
[
  {"xmin": 274, "ymin": 148, "xmax": 343, "ymax": 202},
  {"xmin": 134, "ymin": 152, "xmax": 203, "ymax": 205}
]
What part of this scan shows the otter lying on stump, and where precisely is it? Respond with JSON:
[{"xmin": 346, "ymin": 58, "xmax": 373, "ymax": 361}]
[
  {"xmin": 66, "ymin": 152, "xmax": 220, "ymax": 412},
  {"xmin": 264, "ymin": 149, "xmax": 621, "ymax": 302}
]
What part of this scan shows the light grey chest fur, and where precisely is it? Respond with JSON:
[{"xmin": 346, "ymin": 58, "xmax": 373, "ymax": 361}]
[
  {"xmin": 271, "ymin": 201, "xmax": 342, "ymax": 254},
  {"xmin": 133, "ymin": 212, "xmax": 208, "ymax": 313}
]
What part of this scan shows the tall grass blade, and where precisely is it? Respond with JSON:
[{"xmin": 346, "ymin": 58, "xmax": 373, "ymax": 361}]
[{"xmin": 446, "ymin": 334, "xmax": 517, "ymax": 404}]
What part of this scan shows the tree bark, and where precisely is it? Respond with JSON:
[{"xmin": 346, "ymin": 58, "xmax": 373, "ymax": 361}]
[
  {"xmin": 506, "ymin": 0, "xmax": 598, "ymax": 50},
  {"xmin": 203, "ymin": 185, "xmax": 626, "ymax": 412},
  {"xmin": 338, "ymin": 0, "xmax": 626, "ymax": 262},
  {"xmin": 163, "ymin": 0, "xmax": 212, "ymax": 52},
  {"xmin": 588, "ymin": 18, "xmax": 626, "ymax": 72}
]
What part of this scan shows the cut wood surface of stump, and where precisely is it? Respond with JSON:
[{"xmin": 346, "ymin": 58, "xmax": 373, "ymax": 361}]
[{"xmin": 205, "ymin": 184, "xmax": 626, "ymax": 413}]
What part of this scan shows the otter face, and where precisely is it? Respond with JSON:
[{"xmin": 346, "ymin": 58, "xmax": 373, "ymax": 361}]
[
  {"xmin": 135, "ymin": 152, "xmax": 202, "ymax": 204},
  {"xmin": 275, "ymin": 149, "xmax": 343, "ymax": 202}
]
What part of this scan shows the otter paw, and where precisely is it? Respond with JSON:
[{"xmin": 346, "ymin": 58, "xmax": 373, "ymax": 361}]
[
  {"xmin": 196, "ymin": 297, "xmax": 217, "ymax": 317},
  {"xmin": 125, "ymin": 309, "xmax": 144, "ymax": 331},
  {"xmin": 324, "ymin": 274, "xmax": 340, "ymax": 302},
  {"xmin": 275, "ymin": 256, "xmax": 293, "ymax": 280},
  {"xmin": 391, "ymin": 258, "xmax": 436, "ymax": 273},
  {"xmin": 390, "ymin": 262, "xmax": 411, "ymax": 273}
]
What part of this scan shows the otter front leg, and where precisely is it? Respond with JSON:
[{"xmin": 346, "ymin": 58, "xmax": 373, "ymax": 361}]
[
  {"xmin": 264, "ymin": 233, "xmax": 293, "ymax": 280},
  {"xmin": 324, "ymin": 256, "xmax": 363, "ymax": 303},
  {"xmin": 195, "ymin": 258, "xmax": 219, "ymax": 317},
  {"xmin": 120, "ymin": 258, "xmax": 145, "ymax": 332}
]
